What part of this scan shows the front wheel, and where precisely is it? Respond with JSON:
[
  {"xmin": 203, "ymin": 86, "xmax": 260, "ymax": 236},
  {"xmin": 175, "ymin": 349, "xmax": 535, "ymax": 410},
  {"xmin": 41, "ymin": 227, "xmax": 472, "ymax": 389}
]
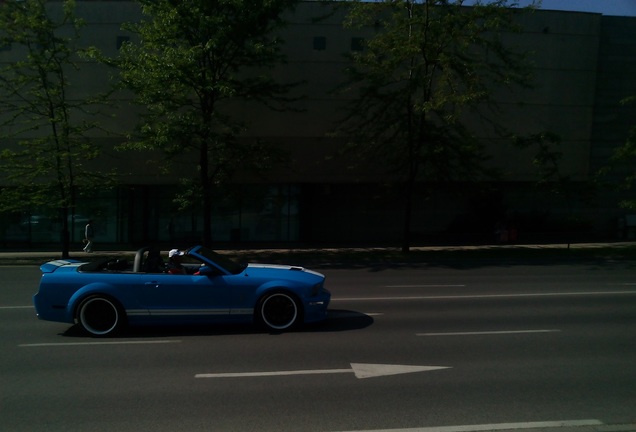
[
  {"xmin": 257, "ymin": 292, "xmax": 302, "ymax": 331},
  {"xmin": 77, "ymin": 295, "xmax": 125, "ymax": 337}
]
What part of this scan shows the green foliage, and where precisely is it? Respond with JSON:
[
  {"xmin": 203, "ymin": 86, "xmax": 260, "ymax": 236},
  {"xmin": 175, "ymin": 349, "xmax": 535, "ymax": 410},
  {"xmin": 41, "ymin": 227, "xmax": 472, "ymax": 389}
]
[
  {"xmin": 0, "ymin": 0, "xmax": 114, "ymax": 256},
  {"xmin": 512, "ymin": 131, "xmax": 564, "ymax": 184},
  {"xmin": 337, "ymin": 0, "xmax": 537, "ymax": 250},
  {"xmin": 0, "ymin": 0, "xmax": 112, "ymax": 213},
  {"xmin": 116, "ymin": 0, "xmax": 298, "ymax": 244},
  {"xmin": 340, "ymin": 0, "xmax": 534, "ymax": 179},
  {"xmin": 598, "ymin": 96, "xmax": 636, "ymax": 209},
  {"xmin": 118, "ymin": 0, "xmax": 297, "ymax": 159}
]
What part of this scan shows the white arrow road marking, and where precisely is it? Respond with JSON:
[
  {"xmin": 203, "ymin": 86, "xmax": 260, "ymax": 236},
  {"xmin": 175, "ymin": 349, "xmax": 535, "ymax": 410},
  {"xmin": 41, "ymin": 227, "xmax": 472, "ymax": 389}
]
[
  {"xmin": 195, "ymin": 363, "xmax": 450, "ymax": 380},
  {"xmin": 350, "ymin": 363, "xmax": 450, "ymax": 379}
]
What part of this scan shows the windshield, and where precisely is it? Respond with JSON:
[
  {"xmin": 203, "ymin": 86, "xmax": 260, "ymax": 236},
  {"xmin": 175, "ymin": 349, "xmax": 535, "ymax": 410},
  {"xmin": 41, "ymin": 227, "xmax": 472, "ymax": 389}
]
[{"xmin": 191, "ymin": 247, "xmax": 246, "ymax": 275}]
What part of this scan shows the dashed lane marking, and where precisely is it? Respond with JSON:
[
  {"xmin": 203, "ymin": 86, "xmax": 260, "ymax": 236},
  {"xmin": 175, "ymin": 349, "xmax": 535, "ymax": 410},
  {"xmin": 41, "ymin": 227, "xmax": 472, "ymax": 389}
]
[
  {"xmin": 331, "ymin": 290, "xmax": 636, "ymax": 301},
  {"xmin": 417, "ymin": 329, "xmax": 561, "ymax": 337},
  {"xmin": 19, "ymin": 340, "xmax": 182, "ymax": 347}
]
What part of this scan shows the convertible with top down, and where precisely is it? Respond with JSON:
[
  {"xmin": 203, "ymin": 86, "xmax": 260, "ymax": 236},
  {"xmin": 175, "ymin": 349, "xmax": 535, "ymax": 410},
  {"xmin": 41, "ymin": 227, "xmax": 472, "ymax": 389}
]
[{"xmin": 33, "ymin": 246, "xmax": 330, "ymax": 336}]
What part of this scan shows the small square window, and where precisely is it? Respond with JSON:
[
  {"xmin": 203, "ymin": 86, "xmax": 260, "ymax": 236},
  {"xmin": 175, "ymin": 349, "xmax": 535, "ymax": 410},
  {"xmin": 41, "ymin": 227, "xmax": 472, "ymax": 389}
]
[
  {"xmin": 313, "ymin": 36, "xmax": 326, "ymax": 51},
  {"xmin": 116, "ymin": 36, "xmax": 130, "ymax": 50},
  {"xmin": 351, "ymin": 37, "xmax": 365, "ymax": 52}
]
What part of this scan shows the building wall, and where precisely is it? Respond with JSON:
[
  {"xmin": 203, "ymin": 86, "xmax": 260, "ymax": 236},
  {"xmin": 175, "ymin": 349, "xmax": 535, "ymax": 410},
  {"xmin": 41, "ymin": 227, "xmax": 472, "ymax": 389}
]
[
  {"xmin": 1, "ymin": 2, "xmax": 635, "ymax": 246},
  {"xmin": 590, "ymin": 16, "xmax": 636, "ymax": 173}
]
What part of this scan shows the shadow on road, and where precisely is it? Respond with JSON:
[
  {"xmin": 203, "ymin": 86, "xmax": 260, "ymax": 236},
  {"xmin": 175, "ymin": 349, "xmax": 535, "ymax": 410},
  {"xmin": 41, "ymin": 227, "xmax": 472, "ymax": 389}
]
[{"xmin": 60, "ymin": 309, "xmax": 373, "ymax": 339}]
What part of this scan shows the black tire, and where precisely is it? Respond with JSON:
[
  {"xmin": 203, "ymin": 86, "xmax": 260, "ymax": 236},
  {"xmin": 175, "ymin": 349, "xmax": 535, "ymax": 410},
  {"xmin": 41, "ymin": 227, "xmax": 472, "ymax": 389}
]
[
  {"xmin": 257, "ymin": 292, "xmax": 302, "ymax": 331},
  {"xmin": 77, "ymin": 295, "xmax": 125, "ymax": 337}
]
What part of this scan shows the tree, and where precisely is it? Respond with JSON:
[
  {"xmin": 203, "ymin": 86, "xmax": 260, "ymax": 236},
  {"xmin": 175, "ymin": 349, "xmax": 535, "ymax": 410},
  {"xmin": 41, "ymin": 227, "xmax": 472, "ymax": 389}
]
[
  {"xmin": 599, "ymin": 96, "xmax": 636, "ymax": 209},
  {"xmin": 0, "ymin": 0, "xmax": 111, "ymax": 257},
  {"xmin": 117, "ymin": 0, "xmax": 297, "ymax": 246},
  {"xmin": 337, "ymin": 0, "xmax": 537, "ymax": 252}
]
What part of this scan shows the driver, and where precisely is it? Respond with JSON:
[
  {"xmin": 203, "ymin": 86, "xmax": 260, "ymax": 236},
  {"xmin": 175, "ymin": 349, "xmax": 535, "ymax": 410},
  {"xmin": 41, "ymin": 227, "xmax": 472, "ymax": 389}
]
[{"xmin": 167, "ymin": 249, "xmax": 187, "ymax": 275}]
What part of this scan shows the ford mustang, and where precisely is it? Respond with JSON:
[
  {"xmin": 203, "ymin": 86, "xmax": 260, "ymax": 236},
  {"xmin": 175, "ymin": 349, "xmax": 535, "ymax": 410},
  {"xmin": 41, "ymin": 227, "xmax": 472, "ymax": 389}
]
[{"xmin": 33, "ymin": 246, "xmax": 330, "ymax": 336}]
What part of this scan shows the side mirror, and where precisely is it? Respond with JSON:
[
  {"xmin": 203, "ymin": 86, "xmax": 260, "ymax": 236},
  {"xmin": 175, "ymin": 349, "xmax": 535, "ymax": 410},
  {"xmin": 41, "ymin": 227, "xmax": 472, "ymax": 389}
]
[{"xmin": 197, "ymin": 265, "xmax": 220, "ymax": 277}]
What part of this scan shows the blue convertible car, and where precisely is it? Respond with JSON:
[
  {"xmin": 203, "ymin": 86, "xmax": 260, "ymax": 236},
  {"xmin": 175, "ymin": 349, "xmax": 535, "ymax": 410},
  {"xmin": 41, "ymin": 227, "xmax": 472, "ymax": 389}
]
[{"xmin": 33, "ymin": 246, "xmax": 330, "ymax": 336}]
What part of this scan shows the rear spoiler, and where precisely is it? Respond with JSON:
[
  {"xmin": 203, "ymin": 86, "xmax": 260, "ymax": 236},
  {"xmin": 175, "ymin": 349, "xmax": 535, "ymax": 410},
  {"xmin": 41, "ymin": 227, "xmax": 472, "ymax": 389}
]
[{"xmin": 40, "ymin": 259, "xmax": 80, "ymax": 273}]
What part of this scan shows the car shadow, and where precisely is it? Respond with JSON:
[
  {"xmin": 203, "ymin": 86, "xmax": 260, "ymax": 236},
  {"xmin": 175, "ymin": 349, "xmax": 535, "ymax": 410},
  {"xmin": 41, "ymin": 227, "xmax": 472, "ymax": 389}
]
[{"xmin": 60, "ymin": 309, "xmax": 373, "ymax": 338}]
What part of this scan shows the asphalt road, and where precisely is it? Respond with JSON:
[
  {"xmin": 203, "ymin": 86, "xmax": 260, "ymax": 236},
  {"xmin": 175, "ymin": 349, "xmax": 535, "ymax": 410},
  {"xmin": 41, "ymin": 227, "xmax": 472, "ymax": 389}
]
[{"xmin": 1, "ymin": 260, "xmax": 636, "ymax": 432}]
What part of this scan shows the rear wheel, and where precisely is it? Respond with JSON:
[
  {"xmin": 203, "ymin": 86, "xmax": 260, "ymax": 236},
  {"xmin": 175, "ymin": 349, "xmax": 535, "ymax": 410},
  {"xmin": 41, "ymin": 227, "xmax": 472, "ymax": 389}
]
[
  {"xmin": 258, "ymin": 292, "xmax": 302, "ymax": 331},
  {"xmin": 77, "ymin": 295, "xmax": 124, "ymax": 337}
]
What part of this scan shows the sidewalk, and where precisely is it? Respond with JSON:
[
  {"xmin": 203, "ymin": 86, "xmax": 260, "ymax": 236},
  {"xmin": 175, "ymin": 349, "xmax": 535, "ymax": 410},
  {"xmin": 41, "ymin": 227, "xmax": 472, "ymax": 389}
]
[{"xmin": 1, "ymin": 241, "xmax": 635, "ymax": 266}]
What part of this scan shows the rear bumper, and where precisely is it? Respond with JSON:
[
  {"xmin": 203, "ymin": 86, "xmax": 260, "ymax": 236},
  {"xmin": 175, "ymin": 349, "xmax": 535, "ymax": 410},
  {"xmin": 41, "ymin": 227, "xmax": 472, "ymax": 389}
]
[{"xmin": 33, "ymin": 292, "xmax": 73, "ymax": 323}]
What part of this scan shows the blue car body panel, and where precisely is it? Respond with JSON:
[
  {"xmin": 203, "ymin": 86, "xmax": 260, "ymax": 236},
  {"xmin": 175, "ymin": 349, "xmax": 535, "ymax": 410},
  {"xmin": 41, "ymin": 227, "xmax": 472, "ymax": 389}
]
[{"xmin": 33, "ymin": 246, "xmax": 330, "ymax": 330}]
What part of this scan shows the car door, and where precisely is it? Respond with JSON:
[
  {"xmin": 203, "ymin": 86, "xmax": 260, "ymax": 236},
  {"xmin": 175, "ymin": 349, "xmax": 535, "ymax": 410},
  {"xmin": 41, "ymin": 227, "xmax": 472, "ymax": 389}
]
[{"xmin": 140, "ymin": 271, "xmax": 231, "ymax": 321}]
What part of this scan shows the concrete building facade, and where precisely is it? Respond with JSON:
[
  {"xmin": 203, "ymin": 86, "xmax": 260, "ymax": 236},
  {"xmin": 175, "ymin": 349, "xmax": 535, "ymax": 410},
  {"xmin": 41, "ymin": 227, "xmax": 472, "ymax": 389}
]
[{"xmin": 1, "ymin": 2, "xmax": 635, "ymax": 247}]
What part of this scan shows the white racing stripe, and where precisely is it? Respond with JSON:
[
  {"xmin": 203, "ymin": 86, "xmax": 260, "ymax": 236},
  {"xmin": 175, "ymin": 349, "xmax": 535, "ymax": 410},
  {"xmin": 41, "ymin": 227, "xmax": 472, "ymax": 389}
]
[{"xmin": 332, "ymin": 419, "xmax": 604, "ymax": 432}]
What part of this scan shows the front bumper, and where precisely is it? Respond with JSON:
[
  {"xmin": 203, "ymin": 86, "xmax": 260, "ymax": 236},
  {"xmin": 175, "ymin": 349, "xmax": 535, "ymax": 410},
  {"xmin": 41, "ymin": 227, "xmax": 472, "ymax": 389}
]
[{"xmin": 304, "ymin": 289, "xmax": 331, "ymax": 323}]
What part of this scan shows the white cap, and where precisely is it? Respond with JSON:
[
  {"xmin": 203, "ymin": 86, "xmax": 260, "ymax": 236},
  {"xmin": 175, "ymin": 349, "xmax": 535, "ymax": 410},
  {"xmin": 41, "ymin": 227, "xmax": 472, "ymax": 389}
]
[{"xmin": 168, "ymin": 249, "xmax": 184, "ymax": 258}]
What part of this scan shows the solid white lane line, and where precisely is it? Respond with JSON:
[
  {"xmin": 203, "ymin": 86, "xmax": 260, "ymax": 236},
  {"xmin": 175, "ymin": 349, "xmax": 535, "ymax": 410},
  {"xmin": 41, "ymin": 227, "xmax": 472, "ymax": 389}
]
[
  {"xmin": 386, "ymin": 285, "xmax": 466, "ymax": 288},
  {"xmin": 19, "ymin": 340, "xmax": 182, "ymax": 347},
  {"xmin": 417, "ymin": 329, "xmax": 561, "ymax": 337},
  {"xmin": 332, "ymin": 290, "xmax": 636, "ymax": 301},
  {"xmin": 333, "ymin": 419, "xmax": 604, "ymax": 432}
]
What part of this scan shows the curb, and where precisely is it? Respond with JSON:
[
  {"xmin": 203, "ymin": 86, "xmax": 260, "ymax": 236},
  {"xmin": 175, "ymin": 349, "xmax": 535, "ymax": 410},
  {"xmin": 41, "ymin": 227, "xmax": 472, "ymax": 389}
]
[{"xmin": 1, "ymin": 242, "xmax": 635, "ymax": 267}]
